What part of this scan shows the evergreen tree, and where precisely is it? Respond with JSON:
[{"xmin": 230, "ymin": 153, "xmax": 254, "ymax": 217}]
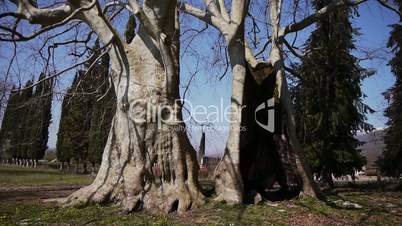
[
  {"xmin": 56, "ymin": 91, "xmax": 73, "ymax": 167},
  {"xmin": 57, "ymin": 71, "xmax": 93, "ymax": 172},
  {"xmin": 57, "ymin": 40, "xmax": 115, "ymax": 172},
  {"xmin": 29, "ymin": 73, "xmax": 53, "ymax": 161},
  {"xmin": 0, "ymin": 86, "xmax": 17, "ymax": 161},
  {"xmin": 5, "ymin": 86, "xmax": 22, "ymax": 162},
  {"xmin": 0, "ymin": 77, "xmax": 52, "ymax": 165},
  {"xmin": 378, "ymin": 1, "xmax": 402, "ymax": 178},
  {"xmin": 16, "ymin": 80, "xmax": 34, "ymax": 162},
  {"xmin": 293, "ymin": 0, "xmax": 373, "ymax": 186},
  {"xmin": 87, "ymin": 50, "xmax": 116, "ymax": 168}
]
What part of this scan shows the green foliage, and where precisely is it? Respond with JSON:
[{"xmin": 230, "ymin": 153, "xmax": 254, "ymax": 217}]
[
  {"xmin": 16, "ymin": 80, "xmax": 34, "ymax": 160},
  {"xmin": 56, "ymin": 91, "xmax": 73, "ymax": 163},
  {"xmin": 56, "ymin": 71, "xmax": 93, "ymax": 164},
  {"xmin": 3, "ymin": 81, "xmax": 35, "ymax": 160},
  {"xmin": 87, "ymin": 55, "xmax": 116, "ymax": 165},
  {"xmin": 0, "ymin": 74, "xmax": 53, "ymax": 162},
  {"xmin": 0, "ymin": 86, "xmax": 18, "ymax": 160},
  {"xmin": 57, "ymin": 41, "xmax": 116, "ymax": 165},
  {"xmin": 29, "ymin": 73, "xmax": 53, "ymax": 160},
  {"xmin": 293, "ymin": 0, "xmax": 373, "ymax": 179},
  {"xmin": 378, "ymin": 1, "xmax": 402, "ymax": 177}
]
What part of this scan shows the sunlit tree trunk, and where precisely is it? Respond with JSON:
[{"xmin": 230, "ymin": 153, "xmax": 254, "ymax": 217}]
[{"xmin": 64, "ymin": 0, "xmax": 204, "ymax": 213}]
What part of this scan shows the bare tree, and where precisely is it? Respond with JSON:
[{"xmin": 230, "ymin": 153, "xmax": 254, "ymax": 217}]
[
  {"xmin": 182, "ymin": 0, "xmax": 402, "ymax": 204},
  {"xmin": 1, "ymin": 0, "xmax": 401, "ymax": 213},
  {"xmin": 0, "ymin": 0, "xmax": 204, "ymax": 213}
]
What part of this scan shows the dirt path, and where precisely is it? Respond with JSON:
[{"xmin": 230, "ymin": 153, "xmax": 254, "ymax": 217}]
[{"xmin": 0, "ymin": 185, "xmax": 81, "ymax": 203}]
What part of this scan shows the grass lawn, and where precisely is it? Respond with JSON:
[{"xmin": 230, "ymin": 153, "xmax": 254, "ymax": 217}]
[
  {"xmin": 0, "ymin": 166, "xmax": 401, "ymax": 225},
  {"xmin": 0, "ymin": 165, "xmax": 93, "ymax": 187}
]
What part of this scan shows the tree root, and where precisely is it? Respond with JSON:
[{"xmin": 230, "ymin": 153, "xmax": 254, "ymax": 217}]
[{"xmin": 64, "ymin": 179, "xmax": 204, "ymax": 214}]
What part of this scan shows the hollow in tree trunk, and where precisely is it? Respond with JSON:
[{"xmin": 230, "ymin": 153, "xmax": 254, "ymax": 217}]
[{"xmin": 214, "ymin": 0, "xmax": 320, "ymax": 203}]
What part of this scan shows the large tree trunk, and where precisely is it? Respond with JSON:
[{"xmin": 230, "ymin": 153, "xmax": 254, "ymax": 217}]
[
  {"xmin": 215, "ymin": 0, "xmax": 320, "ymax": 203},
  {"xmin": 214, "ymin": 35, "xmax": 246, "ymax": 204},
  {"xmin": 267, "ymin": 0, "xmax": 320, "ymax": 198},
  {"xmin": 64, "ymin": 2, "xmax": 204, "ymax": 213}
]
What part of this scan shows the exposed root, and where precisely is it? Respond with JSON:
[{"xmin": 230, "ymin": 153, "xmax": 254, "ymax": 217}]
[
  {"xmin": 214, "ymin": 155, "xmax": 243, "ymax": 204},
  {"xmin": 64, "ymin": 179, "xmax": 204, "ymax": 214},
  {"xmin": 63, "ymin": 116, "xmax": 205, "ymax": 213}
]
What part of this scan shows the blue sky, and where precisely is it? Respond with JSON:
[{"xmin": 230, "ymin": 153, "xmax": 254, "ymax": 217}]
[{"xmin": 0, "ymin": 1, "xmax": 399, "ymax": 157}]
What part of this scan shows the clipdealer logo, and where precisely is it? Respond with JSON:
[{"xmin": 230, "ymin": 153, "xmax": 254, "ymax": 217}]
[{"xmin": 255, "ymin": 98, "xmax": 275, "ymax": 132}]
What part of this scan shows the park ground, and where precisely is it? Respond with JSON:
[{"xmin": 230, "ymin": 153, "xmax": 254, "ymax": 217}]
[{"xmin": 0, "ymin": 166, "xmax": 402, "ymax": 225}]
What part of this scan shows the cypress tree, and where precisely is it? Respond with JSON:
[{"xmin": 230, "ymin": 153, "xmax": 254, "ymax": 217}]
[
  {"xmin": 56, "ymin": 91, "xmax": 73, "ymax": 168},
  {"xmin": 293, "ymin": 0, "xmax": 373, "ymax": 186},
  {"xmin": 0, "ymin": 86, "xmax": 17, "ymax": 162},
  {"xmin": 57, "ymin": 40, "xmax": 114, "ymax": 172},
  {"xmin": 29, "ymin": 73, "xmax": 53, "ymax": 163},
  {"xmin": 16, "ymin": 80, "xmax": 34, "ymax": 163},
  {"xmin": 87, "ymin": 50, "xmax": 116, "ymax": 169},
  {"xmin": 57, "ymin": 71, "xmax": 93, "ymax": 172},
  {"xmin": 378, "ymin": 1, "xmax": 402, "ymax": 178},
  {"xmin": 6, "ymin": 86, "xmax": 21, "ymax": 162}
]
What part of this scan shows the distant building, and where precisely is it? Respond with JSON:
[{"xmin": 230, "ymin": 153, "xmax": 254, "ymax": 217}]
[
  {"xmin": 197, "ymin": 131, "xmax": 206, "ymax": 166},
  {"xmin": 196, "ymin": 131, "xmax": 221, "ymax": 178}
]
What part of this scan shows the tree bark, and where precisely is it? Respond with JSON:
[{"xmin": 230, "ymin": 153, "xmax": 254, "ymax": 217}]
[
  {"xmin": 268, "ymin": 0, "xmax": 320, "ymax": 198},
  {"xmin": 64, "ymin": 2, "xmax": 204, "ymax": 213},
  {"xmin": 214, "ymin": 36, "xmax": 246, "ymax": 204},
  {"xmin": 215, "ymin": 0, "xmax": 321, "ymax": 203}
]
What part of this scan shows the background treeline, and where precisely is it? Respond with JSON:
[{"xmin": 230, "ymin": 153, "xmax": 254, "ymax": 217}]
[
  {"xmin": 0, "ymin": 73, "xmax": 52, "ymax": 166},
  {"xmin": 56, "ymin": 41, "xmax": 116, "ymax": 173},
  {"xmin": 0, "ymin": 41, "xmax": 116, "ymax": 172}
]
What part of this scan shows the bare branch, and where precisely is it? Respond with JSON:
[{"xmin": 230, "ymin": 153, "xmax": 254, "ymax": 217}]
[
  {"xmin": 254, "ymin": 38, "xmax": 271, "ymax": 58},
  {"xmin": 282, "ymin": 37, "xmax": 305, "ymax": 58},
  {"xmin": 217, "ymin": 0, "xmax": 230, "ymax": 21},
  {"xmin": 15, "ymin": 41, "xmax": 112, "ymax": 92},
  {"xmin": 231, "ymin": 0, "xmax": 248, "ymax": 24},
  {"xmin": 283, "ymin": 0, "xmax": 368, "ymax": 35},
  {"xmin": 10, "ymin": 0, "xmax": 73, "ymax": 26},
  {"xmin": 0, "ymin": 0, "xmax": 97, "ymax": 42},
  {"xmin": 204, "ymin": 0, "xmax": 222, "ymax": 18},
  {"xmin": 180, "ymin": 3, "xmax": 227, "ymax": 31},
  {"xmin": 284, "ymin": 65, "xmax": 300, "ymax": 79},
  {"xmin": 218, "ymin": 46, "xmax": 229, "ymax": 80},
  {"xmin": 376, "ymin": 0, "xmax": 402, "ymax": 17}
]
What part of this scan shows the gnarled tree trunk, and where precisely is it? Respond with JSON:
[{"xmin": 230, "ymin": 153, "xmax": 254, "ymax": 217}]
[
  {"xmin": 64, "ymin": 1, "xmax": 204, "ymax": 213},
  {"xmin": 213, "ymin": 0, "xmax": 320, "ymax": 203}
]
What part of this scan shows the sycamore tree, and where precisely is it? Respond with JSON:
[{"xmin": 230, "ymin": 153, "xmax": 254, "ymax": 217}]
[
  {"xmin": 181, "ymin": 0, "xmax": 400, "ymax": 203},
  {"xmin": 0, "ymin": 0, "xmax": 401, "ymax": 213},
  {"xmin": 1, "ymin": 0, "xmax": 204, "ymax": 213}
]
